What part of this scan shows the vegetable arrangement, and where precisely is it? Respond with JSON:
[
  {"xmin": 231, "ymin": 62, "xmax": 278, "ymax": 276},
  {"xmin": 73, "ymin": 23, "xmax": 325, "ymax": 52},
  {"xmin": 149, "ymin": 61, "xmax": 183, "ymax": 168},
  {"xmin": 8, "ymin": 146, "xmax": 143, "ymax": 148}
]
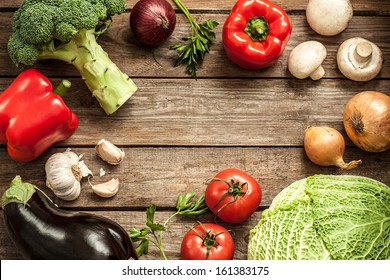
[
  {"xmin": 290, "ymin": 0, "xmax": 388, "ymax": 167},
  {"xmin": 0, "ymin": 0, "xmax": 388, "ymax": 261},
  {"xmin": 289, "ymin": 0, "xmax": 384, "ymax": 83}
]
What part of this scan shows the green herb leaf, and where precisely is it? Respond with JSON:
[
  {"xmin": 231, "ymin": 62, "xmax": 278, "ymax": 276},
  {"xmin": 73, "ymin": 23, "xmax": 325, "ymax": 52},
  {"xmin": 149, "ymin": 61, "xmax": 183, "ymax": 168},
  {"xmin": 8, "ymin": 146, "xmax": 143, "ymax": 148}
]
[
  {"xmin": 171, "ymin": 0, "xmax": 219, "ymax": 78},
  {"xmin": 129, "ymin": 193, "xmax": 208, "ymax": 260},
  {"xmin": 176, "ymin": 192, "xmax": 209, "ymax": 218},
  {"xmin": 128, "ymin": 227, "xmax": 151, "ymax": 240},
  {"xmin": 129, "ymin": 204, "xmax": 167, "ymax": 259},
  {"xmin": 135, "ymin": 238, "xmax": 149, "ymax": 257},
  {"xmin": 146, "ymin": 204, "xmax": 165, "ymax": 232}
]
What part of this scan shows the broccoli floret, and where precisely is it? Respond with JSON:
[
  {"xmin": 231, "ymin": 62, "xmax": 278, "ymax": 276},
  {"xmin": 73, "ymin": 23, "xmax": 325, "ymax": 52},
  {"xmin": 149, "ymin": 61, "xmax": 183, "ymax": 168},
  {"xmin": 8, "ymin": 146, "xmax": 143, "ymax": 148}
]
[{"xmin": 8, "ymin": 0, "xmax": 137, "ymax": 115}]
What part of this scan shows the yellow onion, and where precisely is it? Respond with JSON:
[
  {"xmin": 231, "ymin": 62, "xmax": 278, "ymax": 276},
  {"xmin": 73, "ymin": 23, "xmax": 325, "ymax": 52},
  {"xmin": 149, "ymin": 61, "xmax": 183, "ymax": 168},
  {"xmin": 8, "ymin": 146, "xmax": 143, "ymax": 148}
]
[
  {"xmin": 344, "ymin": 91, "xmax": 390, "ymax": 152},
  {"xmin": 304, "ymin": 126, "xmax": 362, "ymax": 169}
]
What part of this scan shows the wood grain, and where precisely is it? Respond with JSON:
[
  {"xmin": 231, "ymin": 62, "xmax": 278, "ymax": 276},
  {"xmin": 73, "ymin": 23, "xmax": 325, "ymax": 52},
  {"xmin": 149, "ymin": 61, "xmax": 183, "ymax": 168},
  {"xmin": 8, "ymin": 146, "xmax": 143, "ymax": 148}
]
[{"xmin": 1, "ymin": 78, "xmax": 389, "ymax": 146}]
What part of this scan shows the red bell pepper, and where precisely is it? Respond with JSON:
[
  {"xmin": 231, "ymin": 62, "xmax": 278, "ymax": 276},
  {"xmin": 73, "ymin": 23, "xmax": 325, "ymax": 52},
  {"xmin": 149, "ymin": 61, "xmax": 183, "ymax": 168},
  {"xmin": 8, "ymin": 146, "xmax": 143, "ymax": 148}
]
[
  {"xmin": 0, "ymin": 69, "xmax": 78, "ymax": 162},
  {"xmin": 223, "ymin": 0, "xmax": 292, "ymax": 70}
]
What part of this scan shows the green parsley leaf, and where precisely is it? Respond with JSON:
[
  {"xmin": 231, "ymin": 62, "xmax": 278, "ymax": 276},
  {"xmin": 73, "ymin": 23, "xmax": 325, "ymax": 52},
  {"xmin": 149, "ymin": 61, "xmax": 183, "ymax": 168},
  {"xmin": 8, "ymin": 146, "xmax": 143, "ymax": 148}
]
[{"xmin": 171, "ymin": 0, "xmax": 219, "ymax": 79}]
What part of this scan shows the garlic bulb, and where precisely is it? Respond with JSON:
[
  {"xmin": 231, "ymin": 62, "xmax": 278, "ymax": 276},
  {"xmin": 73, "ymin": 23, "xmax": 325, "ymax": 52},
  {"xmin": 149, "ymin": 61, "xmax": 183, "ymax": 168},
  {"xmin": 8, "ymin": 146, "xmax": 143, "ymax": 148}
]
[
  {"xmin": 95, "ymin": 139, "xmax": 125, "ymax": 165},
  {"xmin": 45, "ymin": 149, "xmax": 92, "ymax": 201}
]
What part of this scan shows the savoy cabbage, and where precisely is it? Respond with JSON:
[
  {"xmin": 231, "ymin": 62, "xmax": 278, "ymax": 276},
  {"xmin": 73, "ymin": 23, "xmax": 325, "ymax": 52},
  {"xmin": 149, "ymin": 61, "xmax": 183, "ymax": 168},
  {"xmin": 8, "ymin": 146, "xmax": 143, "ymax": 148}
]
[{"xmin": 248, "ymin": 175, "xmax": 390, "ymax": 260}]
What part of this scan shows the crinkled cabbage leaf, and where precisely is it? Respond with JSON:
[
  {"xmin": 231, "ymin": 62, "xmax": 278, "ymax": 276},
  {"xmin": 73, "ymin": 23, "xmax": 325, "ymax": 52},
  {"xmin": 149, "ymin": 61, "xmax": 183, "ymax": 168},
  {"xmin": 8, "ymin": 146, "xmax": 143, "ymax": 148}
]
[{"xmin": 248, "ymin": 175, "xmax": 390, "ymax": 260}]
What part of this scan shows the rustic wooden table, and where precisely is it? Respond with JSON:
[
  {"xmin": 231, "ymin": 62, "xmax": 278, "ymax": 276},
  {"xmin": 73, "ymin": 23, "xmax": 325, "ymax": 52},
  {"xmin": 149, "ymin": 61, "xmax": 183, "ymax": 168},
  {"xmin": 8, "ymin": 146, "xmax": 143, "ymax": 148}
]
[{"xmin": 0, "ymin": 0, "xmax": 389, "ymax": 260}]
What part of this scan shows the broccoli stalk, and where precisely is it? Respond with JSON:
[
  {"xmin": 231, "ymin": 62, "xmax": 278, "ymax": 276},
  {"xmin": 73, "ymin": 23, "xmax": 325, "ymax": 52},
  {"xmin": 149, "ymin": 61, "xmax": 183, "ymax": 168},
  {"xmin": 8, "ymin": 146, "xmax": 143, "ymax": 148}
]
[
  {"xmin": 7, "ymin": 0, "xmax": 137, "ymax": 115},
  {"xmin": 40, "ymin": 29, "xmax": 137, "ymax": 114}
]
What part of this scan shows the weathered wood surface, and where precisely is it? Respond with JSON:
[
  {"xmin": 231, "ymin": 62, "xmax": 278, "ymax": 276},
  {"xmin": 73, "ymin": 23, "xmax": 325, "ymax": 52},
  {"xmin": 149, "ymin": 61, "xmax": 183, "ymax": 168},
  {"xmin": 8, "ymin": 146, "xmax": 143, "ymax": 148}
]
[
  {"xmin": 0, "ymin": 0, "xmax": 389, "ymax": 260},
  {"xmin": 1, "ymin": 78, "xmax": 389, "ymax": 147}
]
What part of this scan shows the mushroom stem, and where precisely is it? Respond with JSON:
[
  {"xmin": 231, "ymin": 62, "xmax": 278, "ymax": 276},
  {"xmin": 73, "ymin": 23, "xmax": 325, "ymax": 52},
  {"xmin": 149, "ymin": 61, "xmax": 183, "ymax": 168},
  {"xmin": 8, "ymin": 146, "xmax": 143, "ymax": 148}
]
[
  {"xmin": 309, "ymin": 65, "xmax": 325, "ymax": 80},
  {"xmin": 353, "ymin": 41, "xmax": 372, "ymax": 63}
]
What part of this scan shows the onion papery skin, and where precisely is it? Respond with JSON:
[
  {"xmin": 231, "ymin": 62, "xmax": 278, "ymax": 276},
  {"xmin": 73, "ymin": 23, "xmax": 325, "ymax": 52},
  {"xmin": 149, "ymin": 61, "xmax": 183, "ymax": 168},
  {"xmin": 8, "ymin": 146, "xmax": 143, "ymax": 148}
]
[
  {"xmin": 130, "ymin": 0, "xmax": 176, "ymax": 47},
  {"xmin": 304, "ymin": 126, "xmax": 361, "ymax": 169},
  {"xmin": 344, "ymin": 91, "xmax": 390, "ymax": 153}
]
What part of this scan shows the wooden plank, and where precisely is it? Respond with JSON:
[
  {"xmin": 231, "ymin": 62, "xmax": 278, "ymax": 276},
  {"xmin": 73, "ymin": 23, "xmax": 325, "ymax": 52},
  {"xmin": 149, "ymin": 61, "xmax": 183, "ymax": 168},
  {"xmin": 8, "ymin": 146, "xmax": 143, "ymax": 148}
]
[
  {"xmin": 1, "ymin": 13, "xmax": 389, "ymax": 78},
  {"xmin": 0, "ymin": 210, "xmax": 262, "ymax": 260},
  {"xmin": 1, "ymin": 147, "xmax": 388, "ymax": 209},
  {"xmin": 1, "ymin": 78, "xmax": 388, "ymax": 146},
  {"xmin": 1, "ymin": 0, "xmax": 389, "ymax": 12}
]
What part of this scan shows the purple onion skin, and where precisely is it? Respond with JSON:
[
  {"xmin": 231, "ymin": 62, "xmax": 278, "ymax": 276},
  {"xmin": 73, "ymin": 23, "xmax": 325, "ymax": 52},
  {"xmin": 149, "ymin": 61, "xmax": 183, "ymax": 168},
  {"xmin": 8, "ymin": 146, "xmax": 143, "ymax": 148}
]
[{"xmin": 130, "ymin": 0, "xmax": 176, "ymax": 47}]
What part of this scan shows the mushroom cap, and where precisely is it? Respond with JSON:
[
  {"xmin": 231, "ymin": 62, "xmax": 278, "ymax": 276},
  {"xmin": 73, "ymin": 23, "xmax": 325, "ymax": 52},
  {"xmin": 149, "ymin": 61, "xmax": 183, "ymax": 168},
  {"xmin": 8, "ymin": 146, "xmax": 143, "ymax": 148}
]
[
  {"xmin": 288, "ymin": 41, "xmax": 327, "ymax": 79},
  {"xmin": 306, "ymin": 0, "xmax": 353, "ymax": 36},
  {"xmin": 337, "ymin": 37, "xmax": 383, "ymax": 82}
]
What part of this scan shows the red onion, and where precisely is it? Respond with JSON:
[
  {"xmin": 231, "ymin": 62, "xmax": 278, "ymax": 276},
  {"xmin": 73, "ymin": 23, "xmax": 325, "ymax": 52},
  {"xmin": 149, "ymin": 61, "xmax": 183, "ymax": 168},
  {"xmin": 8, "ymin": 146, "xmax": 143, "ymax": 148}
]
[{"xmin": 130, "ymin": 0, "xmax": 176, "ymax": 47}]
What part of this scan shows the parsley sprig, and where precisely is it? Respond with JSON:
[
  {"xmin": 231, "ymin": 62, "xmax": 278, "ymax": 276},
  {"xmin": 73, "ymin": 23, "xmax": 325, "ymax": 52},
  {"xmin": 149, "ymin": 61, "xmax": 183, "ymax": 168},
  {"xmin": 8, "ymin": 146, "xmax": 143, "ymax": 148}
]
[
  {"xmin": 170, "ymin": 0, "xmax": 219, "ymax": 79},
  {"xmin": 129, "ymin": 192, "xmax": 208, "ymax": 259}
]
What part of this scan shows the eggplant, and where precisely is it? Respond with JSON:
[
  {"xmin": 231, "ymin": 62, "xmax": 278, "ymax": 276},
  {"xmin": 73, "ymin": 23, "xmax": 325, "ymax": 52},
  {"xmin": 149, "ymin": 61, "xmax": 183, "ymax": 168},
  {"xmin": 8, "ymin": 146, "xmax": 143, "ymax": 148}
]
[{"xmin": 2, "ymin": 176, "xmax": 138, "ymax": 260}]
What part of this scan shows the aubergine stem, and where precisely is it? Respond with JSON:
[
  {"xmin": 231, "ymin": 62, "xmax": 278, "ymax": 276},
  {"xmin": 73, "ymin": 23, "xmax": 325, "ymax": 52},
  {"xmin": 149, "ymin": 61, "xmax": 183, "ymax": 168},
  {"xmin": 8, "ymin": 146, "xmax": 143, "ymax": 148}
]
[{"xmin": 2, "ymin": 175, "xmax": 36, "ymax": 206}]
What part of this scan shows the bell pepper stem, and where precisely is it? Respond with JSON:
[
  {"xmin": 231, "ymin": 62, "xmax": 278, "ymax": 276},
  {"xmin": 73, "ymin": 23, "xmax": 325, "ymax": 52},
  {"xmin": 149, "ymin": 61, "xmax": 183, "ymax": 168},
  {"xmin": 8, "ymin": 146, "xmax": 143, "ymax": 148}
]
[
  {"xmin": 245, "ymin": 16, "xmax": 270, "ymax": 41},
  {"xmin": 54, "ymin": 80, "xmax": 71, "ymax": 97}
]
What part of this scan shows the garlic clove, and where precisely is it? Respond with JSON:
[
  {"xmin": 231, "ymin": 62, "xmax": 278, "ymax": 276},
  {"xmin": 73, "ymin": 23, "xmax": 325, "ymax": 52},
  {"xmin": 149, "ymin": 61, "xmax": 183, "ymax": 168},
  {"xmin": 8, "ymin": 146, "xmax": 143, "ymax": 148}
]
[
  {"xmin": 64, "ymin": 149, "xmax": 80, "ymax": 164},
  {"xmin": 95, "ymin": 139, "xmax": 125, "ymax": 165},
  {"xmin": 53, "ymin": 181, "xmax": 81, "ymax": 201},
  {"xmin": 90, "ymin": 178, "xmax": 119, "ymax": 198}
]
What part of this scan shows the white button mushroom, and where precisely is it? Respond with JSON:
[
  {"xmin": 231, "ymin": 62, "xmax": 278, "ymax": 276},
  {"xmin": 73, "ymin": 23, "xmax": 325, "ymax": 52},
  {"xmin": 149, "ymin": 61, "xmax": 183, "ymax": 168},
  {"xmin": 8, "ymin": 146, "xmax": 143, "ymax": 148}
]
[
  {"xmin": 288, "ymin": 41, "xmax": 327, "ymax": 80},
  {"xmin": 337, "ymin": 37, "xmax": 383, "ymax": 82},
  {"xmin": 306, "ymin": 0, "xmax": 353, "ymax": 36}
]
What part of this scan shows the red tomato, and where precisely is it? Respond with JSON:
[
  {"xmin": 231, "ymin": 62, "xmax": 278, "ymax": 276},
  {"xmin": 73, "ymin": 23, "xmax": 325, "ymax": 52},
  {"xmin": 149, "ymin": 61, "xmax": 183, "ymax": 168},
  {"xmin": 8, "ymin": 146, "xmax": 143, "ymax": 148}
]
[
  {"xmin": 180, "ymin": 223, "xmax": 234, "ymax": 260},
  {"xmin": 205, "ymin": 168, "xmax": 262, "ymax": 224}
]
